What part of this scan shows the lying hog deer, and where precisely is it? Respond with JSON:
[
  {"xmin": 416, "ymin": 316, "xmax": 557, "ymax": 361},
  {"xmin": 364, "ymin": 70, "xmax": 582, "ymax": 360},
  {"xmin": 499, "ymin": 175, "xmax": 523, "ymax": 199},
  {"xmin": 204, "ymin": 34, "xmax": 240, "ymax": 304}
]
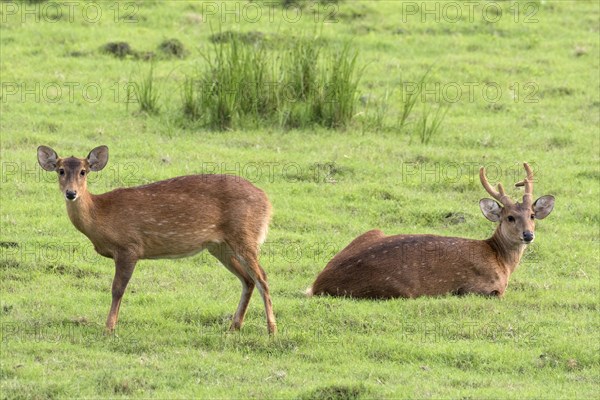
[{"xmin": 308, "ymin": 163, "xmax": 554, "ymax": 298}]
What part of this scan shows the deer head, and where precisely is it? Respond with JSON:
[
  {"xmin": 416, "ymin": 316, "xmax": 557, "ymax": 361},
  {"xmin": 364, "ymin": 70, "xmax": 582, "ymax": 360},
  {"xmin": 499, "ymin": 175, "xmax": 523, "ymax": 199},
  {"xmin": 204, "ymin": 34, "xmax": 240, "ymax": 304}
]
[
  {"xmin": 479, "ymin": 163, "xmax": 554, "ymax": 246},
  {"xmin": 37, "ymin": 145, "xmax": 109, "ymax": 202}
]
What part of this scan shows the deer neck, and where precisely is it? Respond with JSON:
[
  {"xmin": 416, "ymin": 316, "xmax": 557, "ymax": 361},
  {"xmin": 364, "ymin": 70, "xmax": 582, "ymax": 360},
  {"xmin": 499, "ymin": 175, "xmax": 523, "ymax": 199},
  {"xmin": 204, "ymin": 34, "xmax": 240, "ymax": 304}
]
[
  {"xmin": 65, "ymin": 191, "xmax": 96, "ymax": 235},
  {"xmin": 488, "ymin": 227, "xmax": 527, "ymax": 274}
]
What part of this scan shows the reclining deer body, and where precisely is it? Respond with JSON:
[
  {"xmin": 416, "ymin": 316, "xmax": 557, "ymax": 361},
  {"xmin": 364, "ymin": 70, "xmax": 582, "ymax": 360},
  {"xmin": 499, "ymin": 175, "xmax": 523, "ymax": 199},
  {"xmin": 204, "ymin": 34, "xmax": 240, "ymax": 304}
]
[{"xmin": 308, "ymin": 163, "xmax": 554, "ymax": 298}]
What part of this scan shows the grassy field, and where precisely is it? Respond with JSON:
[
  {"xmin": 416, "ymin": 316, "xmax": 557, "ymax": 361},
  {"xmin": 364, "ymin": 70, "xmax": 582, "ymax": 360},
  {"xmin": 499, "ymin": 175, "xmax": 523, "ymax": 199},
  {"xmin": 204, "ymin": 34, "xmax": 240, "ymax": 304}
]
[{"xmin": 1, "ymin": 0, "xmax": 599, "ymax": 398}]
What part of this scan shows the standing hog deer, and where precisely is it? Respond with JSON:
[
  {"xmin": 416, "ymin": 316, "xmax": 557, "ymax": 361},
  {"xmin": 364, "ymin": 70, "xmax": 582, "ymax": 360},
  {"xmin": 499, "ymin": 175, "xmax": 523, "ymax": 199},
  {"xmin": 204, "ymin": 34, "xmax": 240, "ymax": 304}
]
[
  {"xmin": 308, "ymin": 163, "xmax": 554, "ymax": 298},
  {"xmin": 37, "ymin": 145, "xmax": 276, "ymax": 334}
]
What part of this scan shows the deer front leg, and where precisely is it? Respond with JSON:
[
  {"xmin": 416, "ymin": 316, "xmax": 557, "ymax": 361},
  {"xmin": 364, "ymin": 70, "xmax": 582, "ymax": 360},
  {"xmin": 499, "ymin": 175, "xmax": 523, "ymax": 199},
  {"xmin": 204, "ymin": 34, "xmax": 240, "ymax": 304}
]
[{"xmin": 105, "ymin": 253, "xmax": 138, "ymax": 333}]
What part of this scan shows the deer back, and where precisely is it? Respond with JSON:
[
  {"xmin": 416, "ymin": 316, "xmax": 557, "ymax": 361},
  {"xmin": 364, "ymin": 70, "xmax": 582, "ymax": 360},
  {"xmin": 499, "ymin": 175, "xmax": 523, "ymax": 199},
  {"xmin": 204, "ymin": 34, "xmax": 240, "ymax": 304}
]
[
  {"xmin": 310, "ymin": 230, "xmax": 509, "ymax": 298},
  {"xmin": 71, "ymin": 175, "xmax": 271, "ymax": 260}
]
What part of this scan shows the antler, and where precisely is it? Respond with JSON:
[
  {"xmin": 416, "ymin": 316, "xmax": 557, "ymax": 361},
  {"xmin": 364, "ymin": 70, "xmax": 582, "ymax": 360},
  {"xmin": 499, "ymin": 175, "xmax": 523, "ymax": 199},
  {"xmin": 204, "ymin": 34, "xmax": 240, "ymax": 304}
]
[
  {"xmin": 479, "ymin": 167, "xmax": 513, "ymax": 206},
  {"xmin": 514, "ymin": 162, "xmax": 534, "ymax": 207}
]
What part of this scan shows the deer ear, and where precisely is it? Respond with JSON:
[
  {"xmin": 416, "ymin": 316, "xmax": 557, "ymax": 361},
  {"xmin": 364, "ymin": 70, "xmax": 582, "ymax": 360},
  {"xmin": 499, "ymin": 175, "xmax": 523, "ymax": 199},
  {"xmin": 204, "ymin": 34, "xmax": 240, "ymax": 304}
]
[
  {"xmin": 533, "ymin": 195, "xmax": 554, "ymax": 220},
  {"xmin": 87, "ymin": 145, "xmax": 109, "ymax": 171},
  {"xmin": 480, "ymin": 198, "xmax": 502, "ymax": 222},
  {"xmin": 37, "ymin": 146, "xmax": 59, "ymax": 171}
]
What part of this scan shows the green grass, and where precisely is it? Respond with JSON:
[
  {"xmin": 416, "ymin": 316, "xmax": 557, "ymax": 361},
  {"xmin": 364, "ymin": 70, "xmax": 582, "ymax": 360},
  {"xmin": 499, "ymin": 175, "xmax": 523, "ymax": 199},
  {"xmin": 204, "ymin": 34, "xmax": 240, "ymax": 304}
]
[
  {"xmin": 173, "ymin": 32, "xmax": 362, "ymax": 130},
  {"xmin": 129, "ymin": 62, "xmax": 160, "ymax": 114},
  {"xmin": 1, "ymin": 0, "xmax": 599, "ymax": 398}
]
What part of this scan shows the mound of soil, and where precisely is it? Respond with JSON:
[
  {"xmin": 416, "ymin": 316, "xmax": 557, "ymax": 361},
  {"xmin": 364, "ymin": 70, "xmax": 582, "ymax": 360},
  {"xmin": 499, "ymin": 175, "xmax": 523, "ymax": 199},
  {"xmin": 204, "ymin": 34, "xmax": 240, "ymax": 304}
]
[
  {"xmin": 158, "ymin": 38, "xmax": 186, "ymax": 58},
  {"xmin": 209, "ymin": 31, "xmax": 265, "ymax": 45},
  {"xmin": 101, "ymin": 41, "xmax": 133, "ymax": 58}
]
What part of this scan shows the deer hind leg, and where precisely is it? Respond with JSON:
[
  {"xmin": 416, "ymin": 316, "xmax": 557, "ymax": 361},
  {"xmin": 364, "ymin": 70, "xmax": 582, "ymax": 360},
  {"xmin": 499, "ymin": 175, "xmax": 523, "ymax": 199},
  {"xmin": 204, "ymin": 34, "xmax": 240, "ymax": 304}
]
[
  {"xmin": 229, "ymin": 242, "xmax": 276, "ymax": 335},
  {"xmin": 208, "ymin": 243, "xmax": 255, "ymax": 331},
  {"xmin": 106, "ymin": 253, "xmax": 137, "ymax": 333}
]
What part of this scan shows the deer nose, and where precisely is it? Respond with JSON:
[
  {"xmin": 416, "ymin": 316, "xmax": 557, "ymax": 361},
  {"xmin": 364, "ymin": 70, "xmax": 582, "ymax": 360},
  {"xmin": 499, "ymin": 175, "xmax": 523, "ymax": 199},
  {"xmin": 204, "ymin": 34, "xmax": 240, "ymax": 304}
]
[
  {"xmin": 65, "ymin": 190, "xmax": 77, "ymax": 200},
  {"xmin": 523, "ymin": 231, "xmax": 534, "ymax": 243}
]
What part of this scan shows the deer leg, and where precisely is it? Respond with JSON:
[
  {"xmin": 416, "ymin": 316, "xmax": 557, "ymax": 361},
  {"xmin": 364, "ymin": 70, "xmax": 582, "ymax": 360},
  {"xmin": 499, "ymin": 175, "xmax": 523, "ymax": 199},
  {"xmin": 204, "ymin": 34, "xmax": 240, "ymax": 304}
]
[
  {"xmin": 230, "ymin": 273, "xmax": 255, "ymax": 331},
  {"xmin": 234, "ymin": 249, "xmax": 276, "ymax": 335},
  {"xmin": 208, "ymin": 243, "xmax": 254, "ymax": 331},
  {"xmin": 254, "ymin": 260, "xmax": 277, "ymax": 335},
  {"xmin": 105, "ymin": 253, "xmax": 137, "ymax": 333}
]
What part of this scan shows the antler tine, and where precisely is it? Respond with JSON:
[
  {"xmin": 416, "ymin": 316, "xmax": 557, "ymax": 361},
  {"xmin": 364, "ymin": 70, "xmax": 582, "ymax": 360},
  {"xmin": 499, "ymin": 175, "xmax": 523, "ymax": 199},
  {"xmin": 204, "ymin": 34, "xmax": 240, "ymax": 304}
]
[
  {"xmin": 497, "ymin": 182, "xmax": 507, "ymax": 198},
  {"xmin": 516, "ymin": 162, "xmax": 534, "ymax": 206},
  {"xmin": 479, "ymin": 167, "xmax": 513, "ymax": 206}
]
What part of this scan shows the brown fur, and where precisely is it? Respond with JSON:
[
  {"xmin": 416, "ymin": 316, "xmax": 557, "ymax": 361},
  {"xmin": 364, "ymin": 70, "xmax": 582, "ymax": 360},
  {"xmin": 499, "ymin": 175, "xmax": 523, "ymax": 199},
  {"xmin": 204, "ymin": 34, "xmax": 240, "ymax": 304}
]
[
  {"xmin": 38, "ymin": 146, "xmax": 276, "ymax": 334},
  {"xmin": 310, "ymin": 229, "xmax": 518, "ymax": 298},
  {"xmin": 309, "ymin": 163, "xmax": 554, "ymax": 299}
]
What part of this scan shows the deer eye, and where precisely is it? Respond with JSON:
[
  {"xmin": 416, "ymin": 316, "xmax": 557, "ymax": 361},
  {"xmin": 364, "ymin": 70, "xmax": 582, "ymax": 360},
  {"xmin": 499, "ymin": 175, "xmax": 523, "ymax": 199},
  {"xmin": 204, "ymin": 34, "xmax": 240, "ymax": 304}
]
[
  {"xmin": 507, "ymin": 216, "xmax": 515, "ymax": 222},
  {"xmin": 58, "ymin": 169, "xmax": 65, "ymax": 176},
  {"xmin": 530, "ymin": 214, "xmax": 535, "ymax": 220},
  {"xmin": 80, "ymin": 170, "xmax": 86, "ymax": 177}
]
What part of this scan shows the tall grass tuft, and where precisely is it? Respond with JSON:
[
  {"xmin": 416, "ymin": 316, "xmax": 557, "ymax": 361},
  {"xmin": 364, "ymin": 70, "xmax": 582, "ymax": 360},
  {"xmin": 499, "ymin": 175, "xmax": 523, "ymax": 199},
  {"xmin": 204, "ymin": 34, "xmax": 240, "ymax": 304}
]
[
  {"xmin": 181, "ymin": 76, "xmax": 201, "ymax": 121},
  {"xmin": 199, "ymin": 38, "xmax": 237, "ymax": 130},
  {"xmin": 416, "ymin": 103, "xmax": 450, "ymax": 144},
  {"xmin": 396, "ymin": 67, "xmax": 450, "ymax": 144},
  {"xmin": 181, "ymin": 35, "xmax": 362, "ymax": 131},
  {"xmin": 197, "ymin": 35, "xmax": 278, "ymax": 130},
  {"xmin": 128, "ymin": 63, "xmax": 160, "ymax": 115},
  {"xmin": 398, "ymin": 68, "xmax": 430, "ymax": 133},
  {"xmin": 284, "ymin": 38, "xmax": 321, "ymax": 102},
  {"xmin": 320, "ymin": 44, "xmax": 361, "ymax": 129}
]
